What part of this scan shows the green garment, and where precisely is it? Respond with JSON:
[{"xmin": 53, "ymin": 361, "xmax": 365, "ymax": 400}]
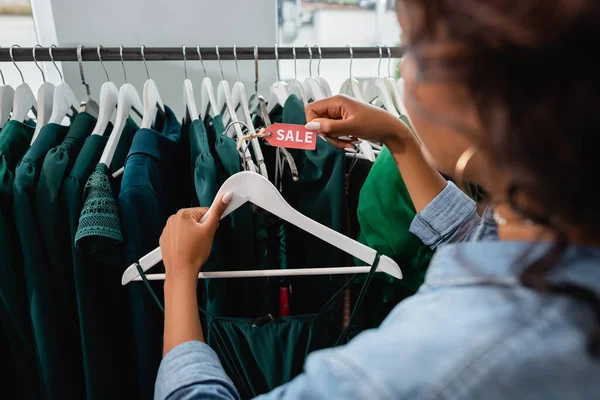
[
  {"xmin": 35, "ymin": 112, "xmax": 95, "ymax": 335},
  {"xmin": 65, "ymin": 120, "xmax": 138, "ymax": 400},
  {"xmin": 0, "ymin": 121, "xmax": 40, "ymax": 399},
  {"xmin": 280, "ymin": 95, "xmax": 347, "ymax": 315},
  {"xmin": 355, "ymin": 115, "xmax": 434, "ymax": 328},
  {"xmin": 13, "ymin": 123, "xmax": 85, "ymax": 400}
]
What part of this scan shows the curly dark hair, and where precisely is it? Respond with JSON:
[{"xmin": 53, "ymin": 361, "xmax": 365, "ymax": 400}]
[{"xmin": 398, "ymin": 0, "xmax": 600, "ymax": 355}]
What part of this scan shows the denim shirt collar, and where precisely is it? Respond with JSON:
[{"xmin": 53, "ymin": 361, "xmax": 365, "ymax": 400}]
[{"xmin": 425, "ymin": 241, "xmax": 600, "ymax": 296}]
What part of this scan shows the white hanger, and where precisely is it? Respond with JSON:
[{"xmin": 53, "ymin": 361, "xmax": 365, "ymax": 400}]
[
  {"xmin": 267, "ymin": 45, "xmax": 290, "ymax": 114},
  {"xmin": 31, "ymin": 45, "xmax": 55, "ymax": 139},
  {"xmin": 363, "ymin": 45, "xmax": 400, "ymax": 118},
  {"xmin": 99, "ymin": 45, "xmax": 143, "ymax": 169},
  {"xmin": 230, "ymin": 45, "xmax": 268, "ymax": 178},
  {"xmin": 383, "ymin": 45, "xmax": 408, "ymax": 116},
  {"xmin": 302, "ymin": 45, "xmax": 326, "ymax": 102},
  {"xmin": 339, "ymin": 46, "xmax": 365, "ymax": 101},
  {"xmin": 76, "ymin": 45, "xmax": 99, "ymax": 118},
  {"xmin": 0, "ymin": 48, "xmax": 15, "ymax": 129},
  {"xmin": 121, "ymin": 171, "xmax": 402, "ymax": 284},
  {"xmin": 286, "ymin": 46, "xmax": 307, "ymax": 105},
  {"xmin": 139, "ymin": 46, "xmax": 165, "ymax": 129},
  {"xmin": 197, "ymin": 47, "xmax": 219, "ymax": 120},
  {"xmin": 9, "ymin": 45, "xmax": 38, "ymax": 124},
  {"xmin": 47, "ymin": 45, "xmax": 79, "ymax": 126},
  {"xmin": 91, "ymin": 45, "xmax": 119, "ymax": 136},
  {"xmin": 182, "ymin": 46, "xmax": 199, "ymax": 122},
  {"xmin": 314, "ymin": 45, "xmax": 333, "ymax": 98}
]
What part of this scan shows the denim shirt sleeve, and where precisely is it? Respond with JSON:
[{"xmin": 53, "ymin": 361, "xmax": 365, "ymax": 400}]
[{"xmin": 409, "ymin": 181, "xmax": 481, "ymax": 248}]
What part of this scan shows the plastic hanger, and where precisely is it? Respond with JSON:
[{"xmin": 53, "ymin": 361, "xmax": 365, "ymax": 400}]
[
  {"xmin": 122, "ymin": 171, "xmax": 402, "ymax": 284},
  {"xmin": 76, "ymin": 45, "xmax": 99, "ymax": 118},
  {"xmin": 302, "ymin": 45, "xmax": 326, "ymax": 102},
  {"xmin": 363, "ymin": 45, "xmax": 400, "ymax": 118},
  {"xmin": 384, "ymin": 45, "xmax": 408, "ymax": 116},
  {"xmin": 99, "ymin": 45, "xmax": 143, "ymax": 169},
  {"xmin": 230, "ymin": 45, "xmax": 268, "ymax": 178},
  {"xmin": 48, "ymin": 45, "xmax": 79, "ymax": 126},
  {"xmin": 286, "ymin": 45, "xmax": 307, "ymax": 106},
  {"xmin": 9, "ymin": 45, "xmax": 37, "ymax": 124},
  {"xmin": 139, "ymin": 45, "xmax": 165, "ymax": 129},
  {"xmin": 31, "ymin": 45, "xmax": 55, "ymax": 139},
  {"xmin": 339, "ymin": 46, "xmax": 364, "ymax": 101},
  {"xmin": 197, "ymin": 47, "xmax": 219, "ymax": 120},
  {"xmin": 314, "ymin": 45, "xmax": 333, "ymax": 98},
  {"xmin": 267, "ymin": 45, "xmax": 290, "ymax": 114},
  {"xmin": 181, "ymin": 46, "xmax": 199, "ymax": 122},
  {"xmin": 0, "ymin": 59, "xmax": 15, "ymax": 129},
  {"xmin": 91, "ymin": 45, "xmax": 119, "ymax": 137}
]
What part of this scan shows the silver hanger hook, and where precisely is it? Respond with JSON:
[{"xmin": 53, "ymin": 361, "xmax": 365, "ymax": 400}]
[
  {"xmin": 33, "ymin": 45, "xmax": 45, "ymax": 82},
  {"xmin": 225, "ymin": 120, "xmax": 250, "ymax": 136},
  {"xmin": 292, "ymin": 45, "xmax": 298, "ymax": 80},
  {"xmin": 305, "ymin": 45, "xmax": 313, "ymax": 77},
  {"xmin": 274, "ymin": 45, "xmax": 281, "ymax": 81},
  {"xmin": 386, "ymin": 45, "xmax": 392, "ymax": 78},
  {"xmin": 142, "ymin": 45, "xmax": 150, "ymax": 80},
  {"xmin": 254, "ymin": 45, "xmax": 259, "ymax": 95},
  {"xmin": 347, "ymin": 45, "xmax": 353, "ymax": 79},
  {"xmin": 0, "ymin": 47, "xmax": 4, "ymax": 85},
  {"xmin": 181, "ymin": 45, "xmax": 187, "ymax": 80},
  {"xmin": 315, "ymin": 45, "xmax": 323, "ymax": 76},
  {"xmin": 215, "ymin": 45, "xmax": 225, "ymax": 80},
  {"xmin": 77, "ymin": 45, "xmax": 92, "ymax": 97},
  {"xmin": 97, "ymin": 45, "xmax": 109, "ymax": 81},
  {"xmin": 10, "ymin": 45, "xmax": 25, "ymax": 84},
  {"xmin": 49, "ymin": 44, "xmax": 63, "ymax": 82},
  {"xmin": 196, "ymin": 46, "xmax": 207, "ymax": 77},
  {"xmin": 233, "ymin": 45, "xmax": 240, "ymax": 81},
  {"xmin": 119, "ymin": 45, "xmax": 128, "ymax": 83},
  {"xmin": 377, "ymin": 43, "xmax": 383, "ymax": 78}
]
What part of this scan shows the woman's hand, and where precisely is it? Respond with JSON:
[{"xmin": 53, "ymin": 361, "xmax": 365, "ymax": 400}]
[
  {"xmin": 304, "ymin": 94, "xmax": 415, "ymax": 149},
  {"xmin": 159, "ymin": 192, "xmax": 233, "ymax": 283}
]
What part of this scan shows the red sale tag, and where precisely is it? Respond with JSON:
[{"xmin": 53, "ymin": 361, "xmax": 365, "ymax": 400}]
[{"xmin": 264, "ymin": 123, "xmax": 318, "ymax": 151}]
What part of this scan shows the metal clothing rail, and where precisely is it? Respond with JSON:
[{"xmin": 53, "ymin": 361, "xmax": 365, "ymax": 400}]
[{"xmin": 0, "ymin": 46, "xmax": 404, "ymax": 62}]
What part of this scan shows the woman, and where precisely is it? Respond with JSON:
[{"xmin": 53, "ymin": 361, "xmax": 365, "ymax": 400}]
[{"xmin": 155, "ymin": 0, "xmax": 600, "ymax": 398}]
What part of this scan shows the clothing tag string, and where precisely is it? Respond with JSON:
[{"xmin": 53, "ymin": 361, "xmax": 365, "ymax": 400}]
[{"xmin": 236, "ymin": 127, "xmax": 272, "ymax": 151}]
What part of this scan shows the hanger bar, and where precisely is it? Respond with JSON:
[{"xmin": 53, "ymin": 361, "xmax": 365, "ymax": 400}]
[{"xmin": 0, "ymin": 46, "xmax": 404, "ymax": 62}]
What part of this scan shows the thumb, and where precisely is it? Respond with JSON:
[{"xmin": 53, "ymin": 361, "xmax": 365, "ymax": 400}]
[
  {"xmin": 305, "ymin": 118, "xmax": 350, "ymax": 136},
  {"xmin": 203, "ymin": 191, "xmax": 233, "ymax": 232}
]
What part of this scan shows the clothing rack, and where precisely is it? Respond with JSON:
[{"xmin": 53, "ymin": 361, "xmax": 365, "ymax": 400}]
[{"xmin": 0, "ymin": 46, "xmax": 404, "ymax": 62}]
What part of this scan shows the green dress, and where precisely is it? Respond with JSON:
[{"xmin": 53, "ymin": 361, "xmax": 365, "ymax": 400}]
[
  {"xmin": 0, "ymin": 120, "xmax": 40, "ymax": 399},
  {"xmin": 13, "ymin": 123, "xmax": 85, "ymax": 400}
]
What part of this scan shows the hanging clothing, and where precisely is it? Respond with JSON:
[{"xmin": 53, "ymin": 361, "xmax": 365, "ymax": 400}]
[
  {"xmin": 64, "ymin": 120, "xmax": 138, "ymax": 400},
  {"xmin": 13, "ymin": 122, "xmax": 85, "ymax": 400},
  {"xmin": 118, "ymin": 106, "xmax": 183, "ymax": 400},
  {"xmin": 0, "ymin": 120, "xmax": 40, "ymax": 399}
]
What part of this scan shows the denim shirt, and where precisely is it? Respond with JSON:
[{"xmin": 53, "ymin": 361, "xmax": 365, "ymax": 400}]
[{"xmin": 155, "ymin": 182, "xmax": 600, "ymax": 399}]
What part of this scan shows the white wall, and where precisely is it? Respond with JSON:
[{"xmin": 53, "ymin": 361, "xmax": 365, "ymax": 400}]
[{"xmin": 30, "ymin": 0, "xmax": 279, "ymax": 117}]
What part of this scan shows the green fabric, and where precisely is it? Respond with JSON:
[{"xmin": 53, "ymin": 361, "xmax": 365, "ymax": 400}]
[
  {"xmin": 35, "ymin": 112, "xmax": 96, "ymax": 335},
  {"xmin": 13, "ymin": 122, "xmax": 85, "ymax": 400},
  {"xmin": 65, "ymin": 123, "xmax": 137, "ymax": 400},
  {"xmin": 0, "ymin": 120, "xmax": 40, "ymax": 399},
  {"xmin": 355, "ymin": 115, "xmax": 434, "ymax": 328},
  {"xmin": 280, "ymin": 95, "xmax": 347, "ymax": 315}
]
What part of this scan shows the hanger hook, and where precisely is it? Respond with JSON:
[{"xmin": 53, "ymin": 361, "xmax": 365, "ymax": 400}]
[
  {"xmin": 33, "ymin": 45, "xmax": 46, "ymax": 82},
  {"xmin": 315, "ymin": 45, "xmax": 323, "ymax": 76},
  {"xmin": 215, "ymin": 45, "xmax": 225, "ymax": 81},
  {"xmin": 119, "ymin": 45, "xmax": 128, "ymax": 83},
  {"xmin": 141, "ymin": 45, "xmax": 150, "ymax": 80},
  {"xmin": 0, "ymin": 47, "xmax": 4, "ymax": 85},
  {"xmin": 49, "ymin": 44, "xmax": 63, "ymax": 82},
  {"xmin": 274, "ymin": 45, "xmax": 281, "ymax": 82},
  {"xmin": 347, "ymin": 45, "xmax": 353, "ymax": 79},
  {"xmin": 10, "ymin": 45, "xmax": 25, "ymax": 84},
  {"xmin": 377, "ymin": 43, "xmax": 383, "ymax": 78},
  {"xmin": 97, "ymin": 45, "xmax": 110, "ymax": 81},
  {"xmin": 181, "ymin": 45, "xmax": 187, "ymax": 80},
  {"xmin": 77, "ymin": 45, "xmax": 92, "ymax": 97},
  {"xmin": 386, "ymin": 45, "xmax": 392, "ymax": 78},
  {"xmin": 233, "ymin": 45, "xmax": 240, "ymax": 81},
  {"xmin": 254, "ymin": 45, "xmax": 259, "ymax": 95},
  {"xmin": 292, "ymin": 45, "xmax": 298, "ymax": 80},
  {"xmin": 305, "ymin": 45, "xmax": 313, "ymax": 77},
  {"xmin": 196, "ymin": 46, "xmax": 207, "ymax": 77},
  {"xmin": 225, "ymin": 120, "xmax": 250, "ymax": 137}
]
